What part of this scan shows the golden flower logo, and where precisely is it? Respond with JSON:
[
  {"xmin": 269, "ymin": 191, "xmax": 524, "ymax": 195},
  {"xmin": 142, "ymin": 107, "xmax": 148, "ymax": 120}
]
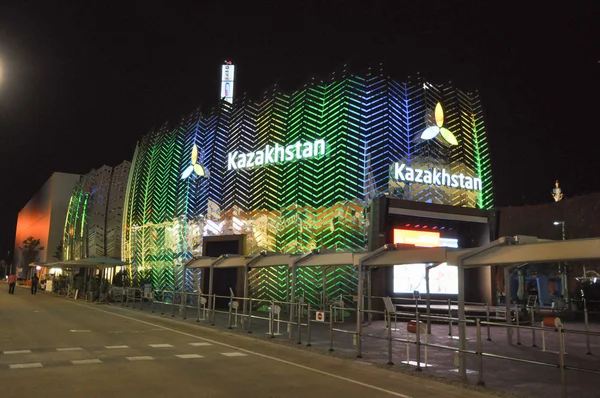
[
  {"xmin": 420, "ymin": 102, "xmax": 458, "ymax": 146},
  {"xmin": 181, "ymin": 144, "xmax": 209, "ymax": 179}
]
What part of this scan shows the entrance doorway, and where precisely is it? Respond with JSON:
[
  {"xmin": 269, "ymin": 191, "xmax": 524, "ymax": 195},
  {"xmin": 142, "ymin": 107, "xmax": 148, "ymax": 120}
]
[{"xmin": 202, "ymin": 235, "xmax": 245, "ymax": 309}]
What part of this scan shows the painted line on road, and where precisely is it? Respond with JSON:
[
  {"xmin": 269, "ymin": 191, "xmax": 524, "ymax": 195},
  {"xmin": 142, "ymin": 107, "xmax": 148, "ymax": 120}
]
[
  {"xmin": 57, "ymin": 347, "xmax": 83, "ymax": 352},
  {"xmin": 72, "ymin": 359, "xmax": 102, "ymax": 365},
  {"xmin": 3, "ymin": 350, "xmax": 32, "ymax": 355},
  {"xmin": 189, "ymin": 342, "xmax": 212, "ymax": 347},
  {"xmin": 176, "ymin": 354, "xmax": 204, "ymax": 359},
  {"xmin": 65, "ymin": 299, "xmax": 413, "ymax": 398},
  {"xmin": 221, "ymin": 352, "xmax": 248, "ymax": 357},
  {"xmin": 126, "ymin": 356, "xmax": 154, "ymax": 361},
  {"xmin": 149, "ymin": 344, "xmax": 174, "ymax": 348},
  {"xmin": 69, "ymin": 330, "xmax": 91, "ymax": 333},
  {"xmin": 10, "ymin": 363, "xmax": 43, "ymax": 369},
  {"xmin": 105, "ymin": 345, "xmax": 130, "ymax": 349}
]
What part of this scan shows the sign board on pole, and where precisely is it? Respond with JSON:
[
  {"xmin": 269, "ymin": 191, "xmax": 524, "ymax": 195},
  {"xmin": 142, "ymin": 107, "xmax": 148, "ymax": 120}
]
[{"xmin": 316, "ymin": 311, "xmax": 325, "ymax": 322}]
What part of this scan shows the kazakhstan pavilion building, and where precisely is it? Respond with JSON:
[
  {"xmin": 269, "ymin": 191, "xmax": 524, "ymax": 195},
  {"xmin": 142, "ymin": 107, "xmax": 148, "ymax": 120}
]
[{"xmin": 121, "ymin": 64, "xmax": 495, "ymax": 307}]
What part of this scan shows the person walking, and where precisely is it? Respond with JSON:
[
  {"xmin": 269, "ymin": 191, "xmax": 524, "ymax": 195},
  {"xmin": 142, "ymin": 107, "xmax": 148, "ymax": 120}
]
[
  {"xmin": 31, "ymin": 274, "xmax": 39, "ymax": 295},
  {"xmin": 8, "ymin": 273, "xmax": 16, "ymax": 294}
]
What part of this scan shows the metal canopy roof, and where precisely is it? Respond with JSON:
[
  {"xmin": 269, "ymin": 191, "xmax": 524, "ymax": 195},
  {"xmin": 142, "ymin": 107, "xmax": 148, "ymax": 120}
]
[
  {"xmin": 447, "ymin": 237, "xmax": 600, "ymax": 267},
  {"xmin": 184, "ymin": 235, "xmax": 600, "ymax": 271}
]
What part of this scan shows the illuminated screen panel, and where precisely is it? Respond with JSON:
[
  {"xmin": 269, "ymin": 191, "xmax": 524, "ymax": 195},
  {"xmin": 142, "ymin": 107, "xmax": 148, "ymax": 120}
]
[{"xmin": 392, "ymin": 229, "xmax": 458, "ymax": 294}]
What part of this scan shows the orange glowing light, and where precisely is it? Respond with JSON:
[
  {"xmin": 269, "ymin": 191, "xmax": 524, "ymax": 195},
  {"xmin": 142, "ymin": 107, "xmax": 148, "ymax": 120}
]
[{"xmin": 393, "ymin": 229, "xmax": 441, "ymax": 247}]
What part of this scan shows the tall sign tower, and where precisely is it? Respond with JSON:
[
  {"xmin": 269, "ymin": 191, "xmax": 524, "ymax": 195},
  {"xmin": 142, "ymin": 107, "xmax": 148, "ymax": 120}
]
[{"xmin": 220, "ymin": 61, "xmax": 235, "ymax": 104}]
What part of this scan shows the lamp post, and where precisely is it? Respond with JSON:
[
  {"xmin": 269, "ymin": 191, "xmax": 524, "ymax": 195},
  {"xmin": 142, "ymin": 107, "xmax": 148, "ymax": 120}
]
[{"xmin": 553, "ymin": 220, "xmax": 568, "ymax": 303}]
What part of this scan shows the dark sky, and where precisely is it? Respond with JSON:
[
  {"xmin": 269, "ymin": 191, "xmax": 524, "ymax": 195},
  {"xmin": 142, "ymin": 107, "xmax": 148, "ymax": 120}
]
[{"xmin": 0, "ymin": 1, "xmax": 598, "ymax": 261}]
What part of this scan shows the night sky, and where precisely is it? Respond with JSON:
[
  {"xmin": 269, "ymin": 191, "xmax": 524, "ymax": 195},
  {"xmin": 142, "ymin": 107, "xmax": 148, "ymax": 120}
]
[{"xmin": 0, "ymin": 1, "xmax": 598, "ymax": 261}]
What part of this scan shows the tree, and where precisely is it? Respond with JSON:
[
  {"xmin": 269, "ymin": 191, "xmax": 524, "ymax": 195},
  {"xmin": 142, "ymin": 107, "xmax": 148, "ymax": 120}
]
[
  {"xmin": 53, "ymin": 240, "xmax": 63, "ymax": 261},
  {"xmin": 19, "ymin": 237, "xmax": 44, "ymax": 279}
]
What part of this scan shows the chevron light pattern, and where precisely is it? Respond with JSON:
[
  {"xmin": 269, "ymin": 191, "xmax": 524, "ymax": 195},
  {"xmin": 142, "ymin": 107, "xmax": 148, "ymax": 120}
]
[
  {"xmin": 63, "ymin": 162, "xmax": 131, "ymax": 262},
  {"xmin": 122, "ymin": 65, "xmax": 494, "ymax": 307}
]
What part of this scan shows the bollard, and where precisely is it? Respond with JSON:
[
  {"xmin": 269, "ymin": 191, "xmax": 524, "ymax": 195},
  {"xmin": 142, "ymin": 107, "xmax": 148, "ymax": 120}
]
[
  {"xmin": 329, "ymin": 305, "xmax": 334, "ymax": 352},
  {"xmin": 247, "ymin": 298, "xmax": 253, "ymax": 333},
  {"xmin": 182, "ymin": 292, "xmax": 187, "ymax": 319},
  {"xmin": 486, "ymin": 303, "xmax": 492, "ymax": 341},
  {"xmin": 297, "ymin": 302, "xmax": 302, "ymax": 345},
  {"xmin": 515, "ymin": 304, "xmax": 521, "ymax": 345},
  {"xmin": 306, "ymin": 303, "xmax": 312, "ymax": 347},
  {"xmin": 415, "ymin": 311, "xmax": 422, "ymax": 372},
  {"xmin": 387, "ymin": 310, "xmax": 393, "ymax": 365},
  {"xmin": 531, "ymin": 310, "xmax": 537, "ymax": 347},
  {"xmin": 584, "ymin": 298, "xmax": 592, "ymax": 355},
  {"xmin": 140, "ymin": 290, "xmax": 144, "ymax": 310},
  {"xmin": 476, "ymin": 319, "xmax": 485, "ymax": 386},
  {"xmin": 448, "ymin": 298, "xmax": 453, "ymax": 337},
  {"xmin": 151, "ymin": 293, "xmax": 155, "ymax": 313},
  {"xmin": 161, "ymin": 292, "xmax": 165, "ymax": 315},
  {"xmin": 558, "ymin": 324, "xmax": 566, "ymax": 398}
]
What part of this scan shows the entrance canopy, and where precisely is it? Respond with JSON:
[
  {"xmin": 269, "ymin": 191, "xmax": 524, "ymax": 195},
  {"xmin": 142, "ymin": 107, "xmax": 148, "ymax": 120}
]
[{"xmin": 32, "ymin": 257, "xmax": 128, "ymax": 270}]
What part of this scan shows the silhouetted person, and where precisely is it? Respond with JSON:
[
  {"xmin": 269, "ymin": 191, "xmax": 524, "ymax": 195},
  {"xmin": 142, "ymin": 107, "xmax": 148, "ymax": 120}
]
[
  {"xmin": 31, "ymin": 274, "xmax": 39, "ymax": 295},
  {"xmin": 8, "ymin": 273, "xmax": 16, "ymax": 294}
]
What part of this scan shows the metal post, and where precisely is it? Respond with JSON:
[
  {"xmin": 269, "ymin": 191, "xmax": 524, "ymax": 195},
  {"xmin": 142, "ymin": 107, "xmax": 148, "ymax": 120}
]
[
  {"xmin": 448, "ymin": 298, "xmax": 453, "ymax": 337},
  {"xmin": 140, "ymin": 289, "xmax": 144, "ymax": 310},
  {"xmin": 228, "ymin": 293, "xmax": 233, "ymax": 329},
  {"xmin": 558, "ymin": 324, "xmax": 567, "ymax": 398},
  {"xmin": 515, "ymin": 304, "xmax": 521, "ymax": 345},
  {"xmin": 356, "ymin": 264, "xmax": 363, "ymax": 358},
  {"xmin": 289, "ymin": 263, "xmax": 297, "ymax": 336},
  {"xmin": 458, "ymin": 263, "xmax": 467, "ymax": 381},
  {"xmin": 415, "ymin": 311, "xmax": 422, "ymax": 372},
  {"xmin": 329, "ymin": 305, "xmax": 334, "ymax": 352},
  {"xmin": 306, "ymin": 303, "xmax": 312, "ymax": 347},
  {"xmin": 531, "ymin": 310, "xmax": 537, "ymax": 347},
  {"xmin": 269, "ymin": 299, "xmax": 275, "ymax": 339},
  {"xmin": 151, "ymin": 292, "xmax": 155, "ymax": 313},
  {"xmin": 211, "ymin": 294, "xmax": 216, "ymax": 325},
  {"xmin": 182, "ymin": 292, "xmax": 187, "ymax": 319},
  {"xmin": 504, "ymin": 267, "xmax": 513, "ymax": 345},
  {"xmin": 243, "ymin": 265, "xmax": 249, "ymax": 330},
  {"xmin": 161, "ymin": 292, "xmax": 165, "ymax": 315},
  {"xmin": 196, "ymin": 293, "xmax": 201, "ymax": 322},
  {"xmin": 426, "ymin": 267, "xmax": 432, "ymax": 334},
  {"xmin": 584, "ymin": 297, "xmax": 592, "ymax": 355},
  {"xmin": 171, "ymin": 292, "xmax": 176, "ymax": 317},
  {"xmin": 207, "ymin": 264, "xmax": 215, "ymax": 323},
  {"xmin": 486, "ymin": 303, "xmax": 491, "ymax": 341},
  {"xmin": 367, "ymin": 268, "xmax": 373, "ymax": 326},
  {"xmin": 476, "ymin": 319, "xmax": 485, "ymax": 386},
  {"xmin": 387, "ymin": 310, "xmax": 393, "ymax": 365},
  {"xmin": 297, "ymin": 302, "xmax": 302, "ymax": 345},
  {"xmin": 247, "ymin": 297, "xmax": 252, "ymax": 333}
]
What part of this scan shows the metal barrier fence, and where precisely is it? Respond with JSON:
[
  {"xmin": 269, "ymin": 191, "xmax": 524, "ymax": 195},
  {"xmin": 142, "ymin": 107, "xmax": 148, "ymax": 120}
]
[{"xmin": 87, "ymin": 288, "xmax": 600, "ymax": 398}]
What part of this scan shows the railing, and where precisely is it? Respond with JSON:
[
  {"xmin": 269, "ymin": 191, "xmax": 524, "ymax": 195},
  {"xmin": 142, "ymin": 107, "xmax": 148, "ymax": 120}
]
[{"xmin": 68, "ymin": 288, "xmax": 600, "ymax": 398}]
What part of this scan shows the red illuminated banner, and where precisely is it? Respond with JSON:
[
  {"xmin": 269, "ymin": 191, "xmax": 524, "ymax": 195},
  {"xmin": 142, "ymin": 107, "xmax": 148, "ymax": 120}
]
[{"xmin": 393, "ymin": 229, "xmax": 441, "ymax": 247}]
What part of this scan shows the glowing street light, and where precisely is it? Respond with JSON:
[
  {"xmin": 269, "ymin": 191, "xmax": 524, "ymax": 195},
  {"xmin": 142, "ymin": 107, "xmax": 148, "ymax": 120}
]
[{"xmin": 552, "ymin": 180, "xmax": 563, "ymax": 202}]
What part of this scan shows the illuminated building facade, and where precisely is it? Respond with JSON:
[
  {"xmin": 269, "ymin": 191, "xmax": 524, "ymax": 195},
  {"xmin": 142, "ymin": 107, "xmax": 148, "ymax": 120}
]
[
  {"xmin": 122, "ymin": 66, "xmax": 494, "ymax": 305},
  {"xmin": 63, "ymin": 162, "xmax": 131, "ymax": 270}
]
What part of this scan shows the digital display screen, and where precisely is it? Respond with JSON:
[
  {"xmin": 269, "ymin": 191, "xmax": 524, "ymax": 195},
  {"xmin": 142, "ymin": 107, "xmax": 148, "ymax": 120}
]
[{"xmin": 392, "ymin": 229, "xmax": 459, "ymax": 294}]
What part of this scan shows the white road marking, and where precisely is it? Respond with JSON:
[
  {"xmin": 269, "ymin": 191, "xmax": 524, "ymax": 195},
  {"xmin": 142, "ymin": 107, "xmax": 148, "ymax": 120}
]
[
  {"xmin": 57, "ymin": 347, "xmax": 83, "ymax": 352},
  {"xmin": 189, "ymin": 342, "xmax": 212, "ymax": 347},
  {"xmin": 221, "ymin": 352, "xmax": 248, "ymax": 357},
  {"xmin": 10, "ymin": 363, "xmax": 43, "ymax": 369},
  {"xmin": 69, "ymin": 330, "xmax": 91, "ymax": 333},
  {"xmin": 126, "ymin": 356, "xmax": 154, "ymax": 361},
  {"xmin": 148, "ymin": 344, "xmax": 173, "ymax": 348},
  {"xmin": 3, "ymin": 350, "xmax": 32, "ymax": 355},
  {"xmin": 65, "ymin": 300, "xmax": 413, "ymax": 398},
  {"xmin": 176, "ymin": 354, "xmax": 204, "ymax": 359},
  {"xmin": 105, "ymin": 345, "xmax": 130, "ymax": 349},
  {"xmin": 72, "ymin": 359, "xmax": 102, "ymax": 365}
]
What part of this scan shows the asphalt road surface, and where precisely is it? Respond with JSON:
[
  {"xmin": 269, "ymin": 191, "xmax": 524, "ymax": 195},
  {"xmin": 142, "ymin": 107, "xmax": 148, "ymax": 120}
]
[{"xmin": 0, "ymin": 284, "xmax": 502, "ymax": 398}]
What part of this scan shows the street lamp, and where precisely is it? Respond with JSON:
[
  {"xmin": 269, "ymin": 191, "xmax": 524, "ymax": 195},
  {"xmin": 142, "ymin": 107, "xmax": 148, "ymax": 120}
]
[{"xmin": 553, "ymin": 220, "xmax": 568, "ymax": 303}]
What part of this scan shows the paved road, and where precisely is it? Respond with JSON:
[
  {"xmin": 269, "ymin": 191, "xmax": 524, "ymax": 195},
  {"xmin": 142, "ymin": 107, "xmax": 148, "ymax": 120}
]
[{"xmin": 0, "ymin": 284, "xmax": 502, "ymax": 398}]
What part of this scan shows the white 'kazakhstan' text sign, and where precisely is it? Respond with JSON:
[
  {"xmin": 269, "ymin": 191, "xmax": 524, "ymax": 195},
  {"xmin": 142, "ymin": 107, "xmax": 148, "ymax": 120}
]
[
  {"xmin": 393, "ymin": 162, "xmax": 482, "ymax": 191},
  {"xmin": 228, "ymin": 139, "xmax": 326, "ymax": 171}
]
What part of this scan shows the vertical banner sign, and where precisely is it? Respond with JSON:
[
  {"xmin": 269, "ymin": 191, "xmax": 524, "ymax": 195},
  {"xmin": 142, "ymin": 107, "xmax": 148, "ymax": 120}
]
[{"xmin": 221, "ymin": 61, "xmax": 235, "ymax": 104}]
